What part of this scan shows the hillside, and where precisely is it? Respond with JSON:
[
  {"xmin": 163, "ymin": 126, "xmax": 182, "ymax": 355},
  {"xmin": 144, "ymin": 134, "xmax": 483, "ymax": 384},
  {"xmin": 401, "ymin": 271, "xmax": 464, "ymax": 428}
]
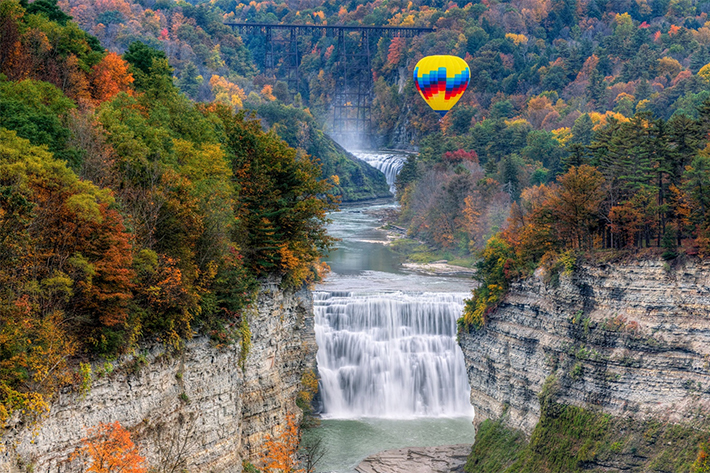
[{"xmin": 0, "ymin": 0, "xmax": 334, "ymax": 434}]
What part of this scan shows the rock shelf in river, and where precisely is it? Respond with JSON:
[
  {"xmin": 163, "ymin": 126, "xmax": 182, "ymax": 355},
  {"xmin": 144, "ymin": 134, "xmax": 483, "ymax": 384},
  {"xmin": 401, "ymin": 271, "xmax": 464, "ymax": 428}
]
[{"xmin": 355, "ymin": 444, "xmax": 471, "ymax": 473}]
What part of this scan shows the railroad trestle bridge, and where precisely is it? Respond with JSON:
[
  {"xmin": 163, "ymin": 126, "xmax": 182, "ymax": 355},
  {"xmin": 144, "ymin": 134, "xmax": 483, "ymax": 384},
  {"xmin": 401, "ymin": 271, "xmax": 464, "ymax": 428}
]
[{"xmin": 225, "ymin": 22, "xmax": 434, "ymax": 146}]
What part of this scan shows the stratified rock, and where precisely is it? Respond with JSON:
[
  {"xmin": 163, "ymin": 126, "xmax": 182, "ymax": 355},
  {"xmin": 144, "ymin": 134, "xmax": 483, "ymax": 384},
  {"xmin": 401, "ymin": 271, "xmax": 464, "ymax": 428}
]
[
  {"xmin": 0, "ymin": 277, "xmax": 317, "ymax": 472},
  {"xmin": 355, "ymin": 444, "xmax": 471, "ymax": 473},
  {"xmin": 459, "ymin": 259, "xmax": 710, "ymax": 436}
]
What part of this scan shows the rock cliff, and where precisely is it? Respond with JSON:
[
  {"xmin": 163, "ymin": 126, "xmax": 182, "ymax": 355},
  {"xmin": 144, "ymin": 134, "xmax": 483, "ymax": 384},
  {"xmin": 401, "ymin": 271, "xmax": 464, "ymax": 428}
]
[
  {"xmin": 0, "ymin": 278, "xmax": 316, "ymax": 473},
  {"xmin": 459, "ymin": 259, "xmax": 710, "ymax": 436}
]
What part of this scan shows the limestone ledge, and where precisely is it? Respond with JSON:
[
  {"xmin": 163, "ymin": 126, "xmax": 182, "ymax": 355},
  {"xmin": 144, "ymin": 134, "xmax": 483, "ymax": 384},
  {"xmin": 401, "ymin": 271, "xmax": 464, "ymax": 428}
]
[
  {"xmin": 459, "ymin": 259, "xmax": 710, "ymax": 435},
  {"xmin": 355, "ymin": 444, "xmax": 471, "ymax": 473},
  {"xmin": 0, "ymin": 278, "xmax": 316, "ymax": 473}
]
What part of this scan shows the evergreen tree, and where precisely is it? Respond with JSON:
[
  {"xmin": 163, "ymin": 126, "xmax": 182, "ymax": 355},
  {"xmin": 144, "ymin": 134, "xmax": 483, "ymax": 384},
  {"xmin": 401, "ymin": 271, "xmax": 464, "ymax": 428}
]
[
  {"xmin": 571, "ymin": 113, "xmax": 594, "ymax": 146},
  {"xmin": 177, "ymin": 62, "xmax": 203, "ymax": 99},
  {"xmin": 587, "ymin": 69, "xmax": 606, "ymax": 109},
  {"xmin": 635, "ymin": 78, "xmax": 652, "ymax": 101}
]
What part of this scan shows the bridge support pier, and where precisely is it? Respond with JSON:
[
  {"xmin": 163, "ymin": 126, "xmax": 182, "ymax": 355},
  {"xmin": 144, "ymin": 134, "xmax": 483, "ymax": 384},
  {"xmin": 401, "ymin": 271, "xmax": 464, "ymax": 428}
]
[{"xmin": 226, "ymin": 23, "xmax": 434, "ymax": 147}]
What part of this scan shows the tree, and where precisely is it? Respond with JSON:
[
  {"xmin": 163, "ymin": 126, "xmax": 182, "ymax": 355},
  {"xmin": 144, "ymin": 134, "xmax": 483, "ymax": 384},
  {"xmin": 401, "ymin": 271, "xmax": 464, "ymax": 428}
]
[
  {"xmin": 587, "ymin": 69, "xmax": 606, "ymax": 109},
  {"xmin": 571, "ymin": 114, "xmax": 594, "ymax": 146},
  {"xmin": 682, "ymin": 152, "xmax": 710, "ymax": 250},
  {"xmin": 299, "ymin": 435, "xmax": 327, "ymax": 473},
  {"xmin": 150, "ymin": 412, "xmax": 202, "ymax": 473},
  {"xmin": 261, "ymin": 414, "xmax": 304, "ymax": 473},
  {"xmin": 215, "ymin": 107, "xmax": 337, "ymax": 285},
  {"xmin": 123, "ymin": 42, "xmax": 167, "ymax": 77},
  {"xmin": 123, "ymin": 42, "xmax": 171, "ymax": 92},
  {"xmin": 551, "ymin": 165, "xmax": 605, "ymax": 249},
  {"xmin": 693, "ymin": 439, "xmax": 710, "ymax": 473},
  {"xmin": 90, "ymin": 52, "xmax": 134, "ymax": 104},
  {"xmin": 74, "ymin": 422, "xmax": 146, "ymax": 473},
  {"xmin": 176, "ymin": 62, "xmax": 202, "ymax": 99}
]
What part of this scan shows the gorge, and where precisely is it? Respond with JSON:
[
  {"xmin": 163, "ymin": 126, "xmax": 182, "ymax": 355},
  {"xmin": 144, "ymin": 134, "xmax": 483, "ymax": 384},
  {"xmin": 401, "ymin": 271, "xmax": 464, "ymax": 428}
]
[{"xmin": 6, "ymin": 152, "xmax": 710, "ymax": 473}]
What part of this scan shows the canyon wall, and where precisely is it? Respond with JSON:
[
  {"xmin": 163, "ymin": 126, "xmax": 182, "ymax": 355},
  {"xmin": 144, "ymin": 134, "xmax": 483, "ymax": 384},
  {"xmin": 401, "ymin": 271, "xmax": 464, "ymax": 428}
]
[
  {"xmin": 0, "ymin": 278, "xmax": 316, "ymax": 473},
  {"xmin": 459, "ymin": 259, "xmax": 710, "ymax": 435}
]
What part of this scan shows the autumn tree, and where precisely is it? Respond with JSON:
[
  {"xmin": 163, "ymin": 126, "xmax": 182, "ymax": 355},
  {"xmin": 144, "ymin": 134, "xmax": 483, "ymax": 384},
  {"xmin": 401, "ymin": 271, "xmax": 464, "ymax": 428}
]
[
  {"xmin": 75, "ymin": 422, "xmax": 146, "ymax": 473},
  {"xmin": 90, "ymin": 52, "xmax": 134, "ymax": 104},
  {"xmin": 261, "ymin": 414, "xmax": 304, "ymax": 473},
  {"xmin": 215, "ymin": 106, "xmax": 337, "ymax": 286},
  {"xmin": 550, "ymin": 165, "xmax": 605, "ymax": 249}
]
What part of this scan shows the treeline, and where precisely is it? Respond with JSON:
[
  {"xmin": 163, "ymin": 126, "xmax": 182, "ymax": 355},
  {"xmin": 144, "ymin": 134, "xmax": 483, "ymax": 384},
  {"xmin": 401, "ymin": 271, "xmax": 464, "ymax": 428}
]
[
  {"xmin": 459, "ymin": 107, "xmax": 710, "ymax": 329},
  {"xmin": 46, "ymin": 0, "xmax": 710, "ymax": 149},
  {"xmin": 0, "ymin": 0, "xmax": 335, "ymax": 424}
]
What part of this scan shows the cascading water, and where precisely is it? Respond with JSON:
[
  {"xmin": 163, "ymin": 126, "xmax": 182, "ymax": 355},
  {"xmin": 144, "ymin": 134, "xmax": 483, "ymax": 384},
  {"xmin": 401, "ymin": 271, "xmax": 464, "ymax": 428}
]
[
  {"xmin": 314, "ymin": 290, "xmax": 473, "ymax": 418},
  {"xmin": 352, "ymin": 152, "xmax": 407, "ymax": 194},
  {"xmin": 307, "ymin": 167, "xmax": 476, "ymax": 472}
]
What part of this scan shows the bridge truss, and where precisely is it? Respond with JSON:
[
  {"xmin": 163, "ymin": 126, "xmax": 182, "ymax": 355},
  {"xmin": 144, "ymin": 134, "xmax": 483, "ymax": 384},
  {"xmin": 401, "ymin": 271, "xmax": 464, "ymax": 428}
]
[{"xmin": 225, "ymin": 22, "xmax": 434, "ymax": 147}]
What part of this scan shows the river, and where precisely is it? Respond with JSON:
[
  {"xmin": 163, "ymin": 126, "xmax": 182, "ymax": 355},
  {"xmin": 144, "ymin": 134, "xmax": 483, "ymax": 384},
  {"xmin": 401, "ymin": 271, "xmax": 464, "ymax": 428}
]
[{"xmin": 307, "ymin": 191, "xmax": 476, "ymax": 472}]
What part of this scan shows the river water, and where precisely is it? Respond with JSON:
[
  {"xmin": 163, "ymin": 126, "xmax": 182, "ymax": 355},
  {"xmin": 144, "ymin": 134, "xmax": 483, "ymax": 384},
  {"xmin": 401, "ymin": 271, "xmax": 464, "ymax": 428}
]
[{"xmin": 308, "ymin": 196, "xmax": 476, "ymax": 472}]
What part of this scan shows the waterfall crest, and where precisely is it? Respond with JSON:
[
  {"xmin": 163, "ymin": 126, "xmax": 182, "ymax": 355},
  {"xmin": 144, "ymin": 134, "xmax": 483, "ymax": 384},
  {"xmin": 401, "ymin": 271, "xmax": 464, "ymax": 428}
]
[
  {"xmin": 353, "ymin": 152, "xmax": 407, "ymax": 194},
  {"xmin": 314, "ymin": 290, "xmax": 474, "ymax": 418}
]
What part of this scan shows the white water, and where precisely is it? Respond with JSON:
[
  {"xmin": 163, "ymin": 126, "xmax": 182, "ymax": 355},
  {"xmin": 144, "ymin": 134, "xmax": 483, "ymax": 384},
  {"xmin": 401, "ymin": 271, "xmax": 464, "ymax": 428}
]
[
  {"xmin": 352, "ymin": 152, "xmax": 407, "ymax": 194},
  {"xmin": 314, "ymin": 290, "xmax": 473, "ymax": 418}
]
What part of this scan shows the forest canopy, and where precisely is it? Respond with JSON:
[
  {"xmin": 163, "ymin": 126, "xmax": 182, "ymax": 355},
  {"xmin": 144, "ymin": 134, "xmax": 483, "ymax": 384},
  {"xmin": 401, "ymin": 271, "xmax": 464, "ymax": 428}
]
[{"xmin": 0, "ymin": 0, "xmax": 336, "ymax": 425}]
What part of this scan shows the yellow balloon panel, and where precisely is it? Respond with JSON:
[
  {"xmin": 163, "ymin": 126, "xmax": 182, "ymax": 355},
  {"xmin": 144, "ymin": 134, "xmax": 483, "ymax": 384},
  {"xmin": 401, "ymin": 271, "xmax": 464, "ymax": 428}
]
[{"xmin": 413, "ymin": 55, "xmax": 470, "ymax": 117}]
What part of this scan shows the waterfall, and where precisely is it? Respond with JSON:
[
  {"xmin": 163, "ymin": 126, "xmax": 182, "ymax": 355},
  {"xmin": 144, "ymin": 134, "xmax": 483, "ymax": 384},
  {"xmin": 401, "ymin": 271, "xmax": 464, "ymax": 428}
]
[
  {"xmin": 314, "ymin": 290, "xmax": 474, "ymax": 418},
  {"xmin": 352, "ymin": 152, "xmax": 407, "ymax": 194}
]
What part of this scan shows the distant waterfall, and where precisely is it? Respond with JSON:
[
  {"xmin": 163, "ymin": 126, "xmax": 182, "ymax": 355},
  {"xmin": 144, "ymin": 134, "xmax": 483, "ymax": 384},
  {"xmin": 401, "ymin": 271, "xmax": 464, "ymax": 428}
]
[
  {"xmin": 353, "ymin": 152, "xmax": 407, "ymax": 194},
  {"xmin": 314, "ymin": 291, "xmax": 473, "ymax": 418}
]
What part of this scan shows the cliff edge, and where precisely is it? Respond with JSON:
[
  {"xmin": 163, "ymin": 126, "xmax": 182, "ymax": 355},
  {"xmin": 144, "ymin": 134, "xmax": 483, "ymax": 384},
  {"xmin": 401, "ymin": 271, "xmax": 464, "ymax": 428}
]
[
  {"xmin": 460, "ymin": 259, "xmax": 710, "ymax": 435},
  {"xmin": 0, "ymin": 279, "xmax": 316, "ymax": 473}
]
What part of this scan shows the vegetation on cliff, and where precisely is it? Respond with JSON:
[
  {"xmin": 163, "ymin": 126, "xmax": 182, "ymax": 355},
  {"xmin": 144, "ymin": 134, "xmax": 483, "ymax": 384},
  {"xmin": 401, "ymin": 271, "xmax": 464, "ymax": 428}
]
[
  {"xmin": 465, "ymin": 377, "xmax": 710, "ymax": 473},
  {"xmin": 254, "ymin": 102, "xmax": 390, "ymax": 201},
  {"xmin": 0, "ymin": 0, "xmax": 335, "ymax": 425},
  {"xmin": 458, "ymin": 105, "xmax": 710, "ymax": 328}
]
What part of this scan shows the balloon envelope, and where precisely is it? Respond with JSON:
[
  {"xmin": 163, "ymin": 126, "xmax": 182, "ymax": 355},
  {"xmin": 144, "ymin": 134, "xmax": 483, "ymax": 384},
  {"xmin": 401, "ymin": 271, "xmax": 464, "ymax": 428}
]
[{"xmin": 413, "ymin": 55, "xmax": 470, "ymax": 118}]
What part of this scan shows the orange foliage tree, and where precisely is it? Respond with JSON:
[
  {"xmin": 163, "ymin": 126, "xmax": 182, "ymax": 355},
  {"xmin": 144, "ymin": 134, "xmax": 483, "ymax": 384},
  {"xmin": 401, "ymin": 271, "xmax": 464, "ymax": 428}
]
[
  {"xmin": 387, "ymin": 37, "xmax": 406, "ymax": 67},
  {"xmin": 75, "ymin": 422, "xmax": 146, "ymax": 473},
  {"xmin": 261, "ymin": 414, "xmax": 304, "ymax": 473},
  {"xmin": 90, "ymin": 52, "xmax": 134, "ymax": 104}
]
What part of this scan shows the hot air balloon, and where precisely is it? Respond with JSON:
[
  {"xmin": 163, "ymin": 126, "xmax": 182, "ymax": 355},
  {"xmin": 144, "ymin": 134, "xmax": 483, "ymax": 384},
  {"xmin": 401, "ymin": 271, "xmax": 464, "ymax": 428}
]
[{"xmin": 413, "ymin": 55, "xmax": 470, "ymax": 118}]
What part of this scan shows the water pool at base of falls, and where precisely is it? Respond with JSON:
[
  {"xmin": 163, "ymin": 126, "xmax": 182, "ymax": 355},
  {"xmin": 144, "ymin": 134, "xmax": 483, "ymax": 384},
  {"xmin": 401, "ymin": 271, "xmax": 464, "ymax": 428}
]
[{"xmin": 302, "ymin": 417, "xmax": 476, "ymax": 473}]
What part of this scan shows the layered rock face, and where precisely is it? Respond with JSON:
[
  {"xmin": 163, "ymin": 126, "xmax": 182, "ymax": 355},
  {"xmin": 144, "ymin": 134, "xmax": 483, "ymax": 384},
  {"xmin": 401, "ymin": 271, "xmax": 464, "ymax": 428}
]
[
  {"xmin": 459, "ymin": 260, "xmax": 710, "ymax": 435},
  {"xmin": 0, "ymin": 279, "xmax": 316, "ymax": 473}
]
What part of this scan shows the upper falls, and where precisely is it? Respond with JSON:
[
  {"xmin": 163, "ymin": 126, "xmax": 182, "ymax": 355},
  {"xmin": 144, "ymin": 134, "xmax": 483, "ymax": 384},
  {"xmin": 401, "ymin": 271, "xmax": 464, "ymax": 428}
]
[
  {"xmin": 352, "ymin": 152, "xmax": 407, "ymax": 194},
  {"xmin": 314, "ymin": 290, "xmax": 473, "ymax": 418}
]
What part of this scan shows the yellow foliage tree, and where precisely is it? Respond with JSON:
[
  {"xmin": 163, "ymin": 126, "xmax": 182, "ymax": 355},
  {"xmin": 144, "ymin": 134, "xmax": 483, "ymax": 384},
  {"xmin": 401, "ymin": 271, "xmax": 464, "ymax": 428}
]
[
  {"xmin": 657, "ymin": 57, "xmax": 682, "ymax": 77},
  {"xmin": 699, "ymin": 63, "xmax": 710, "ymax": 82},
  {"xmin": 505, "ymin": 33, "xmax": 529, "ymax": 45},
  {"xmin": 210, "ymin": 75, "xmax": 246, "ymax": 109}
]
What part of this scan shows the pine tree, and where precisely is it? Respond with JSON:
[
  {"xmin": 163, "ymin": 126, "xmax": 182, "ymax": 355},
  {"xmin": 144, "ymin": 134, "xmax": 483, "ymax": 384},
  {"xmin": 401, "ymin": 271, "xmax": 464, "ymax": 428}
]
[
  {"xmin": 177, "ymin": 62, "xmax": 203, "ymax": 100},
  {"xmin": 571, "ymin": 113, "xmax": 594, "ymax": 146},
  {"xmin": 586, "ymin": 69, "xmax": 606, "ymax": 110}
]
